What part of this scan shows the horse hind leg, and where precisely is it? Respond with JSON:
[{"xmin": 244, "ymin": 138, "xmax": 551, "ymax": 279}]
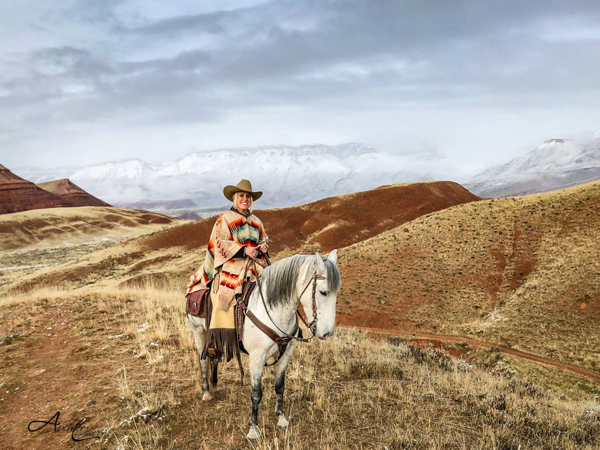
[
  {"xmin": 210, "ymin": 358, "xmax": 219, "ymax": 392},
  {"xmin": 189, "ymin": 316, "xmax": 212, "ymax": 401},
  {"xmin": 199, "ymin": 357, "xmax": 213, "ymax": 401}
]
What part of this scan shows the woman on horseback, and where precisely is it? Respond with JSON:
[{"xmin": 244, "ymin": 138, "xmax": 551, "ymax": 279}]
[{"xmin": 187, "ymin": 179, "xmax": 269, "ymax": 360}]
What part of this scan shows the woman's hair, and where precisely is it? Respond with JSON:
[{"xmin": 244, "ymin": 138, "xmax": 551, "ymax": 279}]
[{"xmin": 232, "ymin": 191, "xmax": 253, "ymax": 213}]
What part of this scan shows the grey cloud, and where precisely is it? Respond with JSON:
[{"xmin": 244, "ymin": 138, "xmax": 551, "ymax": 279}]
[
  {"xmin": 1, "ymin": 0, "xmax": 600, "ymax": 169},
  {"xmin": 121, "ymin": 49, "xmax": 213, "ymax": 73}
]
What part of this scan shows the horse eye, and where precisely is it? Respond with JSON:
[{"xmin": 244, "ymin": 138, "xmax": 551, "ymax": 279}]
[{"xmin": 319, "ymin": 290, "xmax": 327, "ymax": 296}]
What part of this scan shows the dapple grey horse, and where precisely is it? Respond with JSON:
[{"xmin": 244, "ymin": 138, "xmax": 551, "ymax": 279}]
[{"xmin": 188, "ymin": 250, "xmax": 341, "ymax": 440}]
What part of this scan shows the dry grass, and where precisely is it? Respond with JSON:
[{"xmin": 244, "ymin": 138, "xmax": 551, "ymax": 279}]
[
  {"xmin": 1, "ymin": 281, "xmax": 599, "ymax": 449},
  {"xmin": 1, "ymin": 180, "xmax": 478, "ymax": 296},
  {"xmin": 0, "ymin": 207, "xmax": 182, "ymax": 292},
  {"xmin": 339, "ymin": 180, "xmax": 600, "ymax": 372},
  {"xmin": 2, "ymin": 181, "xmax": 600, "ymax": 448}
]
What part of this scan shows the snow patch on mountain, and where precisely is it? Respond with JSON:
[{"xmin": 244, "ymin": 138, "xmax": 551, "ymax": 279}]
[
  {"xmin": 16, "ymin": 143, "xmax": 469, "ymax": 213},
  {"xmin": 70, "ymin": 159, "xmax": 163, "ymax": 182},
  {"xmin": 465, "ymin": 134, "xmax": 600, "ymax": 197}
]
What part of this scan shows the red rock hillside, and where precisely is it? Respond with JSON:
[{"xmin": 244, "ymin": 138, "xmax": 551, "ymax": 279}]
[
  {"xmin": 0, "ymin": 165, "xmax": 71, "ymax": 214},
  {"xmin": 37, "ymin": 178, "xmax": 111, "ymax": 207}
]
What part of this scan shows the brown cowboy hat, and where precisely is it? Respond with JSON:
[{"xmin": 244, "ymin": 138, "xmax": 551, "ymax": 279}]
[{"xmin": 223, "ymin": 179, "xmax": 263, "ymax": 201}]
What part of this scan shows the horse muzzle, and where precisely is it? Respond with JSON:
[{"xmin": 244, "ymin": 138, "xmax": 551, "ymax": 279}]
[{"xmin": 317, "ymin": 328, "xmax": 335, "ymax": 340}]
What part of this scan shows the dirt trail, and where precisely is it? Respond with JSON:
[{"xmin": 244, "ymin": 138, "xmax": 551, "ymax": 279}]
[
  {"xmin": 0, "ymin": 300, "xmax": 112, "ymax": 449},
  {"xmin": 347, "ymin": 326, "xmax": 600, "ymax": 383}
]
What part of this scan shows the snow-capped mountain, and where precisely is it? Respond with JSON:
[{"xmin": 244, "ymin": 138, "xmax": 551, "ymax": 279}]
[
  {"xmin": 465, "ymin": 134, "xmax": 600, "ymax": 198},
  {"xmin": 70, "ymin": 159, "xmax": 163, "ymax": 181},
  {"xmin": 19, "ymin": 143, "xmax": 466, "ymax": 214}
]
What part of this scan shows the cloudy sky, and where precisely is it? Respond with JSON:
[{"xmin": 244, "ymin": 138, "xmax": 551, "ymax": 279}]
[{"xmin": 1, "ymin": 0, "xmax": 599, "ymax": 178}]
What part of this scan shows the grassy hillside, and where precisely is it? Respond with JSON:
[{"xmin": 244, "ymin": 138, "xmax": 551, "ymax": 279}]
[
  {"xmin": 338, "ymin": 180, "xmax": 600, "ymax": 373},
  {"xmin": 3, "ymin": 181, "xmax": 478, "ymax": 292},
  {"xmin": 0, "ymin": 283, "xmax": 598, "ymax": 449},
  {"xmin": 0, "ymin": 207, "xmax": 179, "ymax": 290},
  {"xmin": 1, "ymin": 181, "xmax": 599, "ymax": 449},
  {"xmin": 0, "ymin": 207, "xmax": 176, "ymax": 252}
]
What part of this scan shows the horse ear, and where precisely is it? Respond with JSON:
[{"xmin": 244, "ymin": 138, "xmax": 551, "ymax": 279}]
[
  {"xmin": 315, "ymin": 251, "xmax": 325, "ymax": 273},
  {"xmin": 327, "ymin": 249, "xmax": 337, "ymax": 265}
]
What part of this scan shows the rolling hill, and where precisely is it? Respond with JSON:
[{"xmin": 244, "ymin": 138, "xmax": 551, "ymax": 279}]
[
  {"xmin": 0, "ymin": 207, "xmax": 177, "ymax": 252},
  {"xmin": 0, "ymin": 165, "xmax": 71, "ymax": 214},
  {"xmin": 2, "ymin": 178, "xmax": 599, "ymax": 448},
  {"xmin": 0, "ymin": 165, "xmax": 113, "ymax": 214},
  {"xmin": 36, "ymin": 178, "xmax": 110, "ymax": 207},
  {"xmin": 337, "ymin": 179, "xmax": 600, "ymax": 373},
  {"xmin": 4, "ymin": 181, "xmax": 480, "ymax": 291},
  {"xmin": 0, "ymin": 207, "xmax": 180, "ymax": 290}
]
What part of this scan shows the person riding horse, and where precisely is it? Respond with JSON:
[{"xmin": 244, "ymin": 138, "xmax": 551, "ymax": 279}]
[
  {"xmin": 187, "ymin": 179, "xmax": 269, "ymax": 361},
  {"xmin": 186, "ymin": 179, "xmax": 341, "ymax": 440}
]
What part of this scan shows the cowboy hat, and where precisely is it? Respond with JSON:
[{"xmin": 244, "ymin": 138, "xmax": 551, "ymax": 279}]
[{"xmin": 223, "ymin": 179, "xmax": 263, "ymax": 201}]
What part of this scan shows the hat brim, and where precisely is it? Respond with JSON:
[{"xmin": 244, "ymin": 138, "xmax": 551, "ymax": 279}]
[{"xmin": 223, "ymin": 186, "xmax": 263, "ymax": 202}]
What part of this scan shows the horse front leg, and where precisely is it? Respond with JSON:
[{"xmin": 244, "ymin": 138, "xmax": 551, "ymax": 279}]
[
  {"xmin": 273, "ymin": 345, "xmax": 293, "ymax": 428},
  {"xmin": 247, "ymin": 350, "xmax": 267, "ymax": 441}
]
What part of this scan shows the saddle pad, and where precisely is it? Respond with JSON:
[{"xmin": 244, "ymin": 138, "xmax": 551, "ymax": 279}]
[{"xmin": 186, "ymin": 289, "xmax": 209, "ymax": 317}]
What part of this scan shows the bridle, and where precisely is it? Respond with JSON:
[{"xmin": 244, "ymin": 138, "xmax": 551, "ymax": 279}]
[
  {"xmin": 242, "ymin": 258, "xmax": 325, "ymax": 365},
  {"xmin": 295, "ymin": 268, "xmax": 326, "ymax": 336}
]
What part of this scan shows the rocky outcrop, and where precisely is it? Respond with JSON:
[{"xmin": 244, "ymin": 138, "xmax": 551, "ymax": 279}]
[
  {"xmin": 0, "ymin": 165, "xmax": 71, "ymax": 214},
  {"xmin": 37, "ymin": 179, "xmax": 111, "ymax": 207}
]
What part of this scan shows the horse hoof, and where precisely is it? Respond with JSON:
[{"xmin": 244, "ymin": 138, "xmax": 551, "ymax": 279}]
[
  {"xmin": 247, "ymin": 426, "xmax": 260, "ymax": 441},
  {"xmin": 277, "ymin": 416, "xmax": 289, "ymax": 429},
  {"xmin": 202, "ymin": 392, "xmax": 213, "ymax": 402}
]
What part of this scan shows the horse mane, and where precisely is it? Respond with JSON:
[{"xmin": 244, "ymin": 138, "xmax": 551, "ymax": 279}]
[{"xmin": 260, "ymin": 254, "xmax": 341, "ymax": 308}]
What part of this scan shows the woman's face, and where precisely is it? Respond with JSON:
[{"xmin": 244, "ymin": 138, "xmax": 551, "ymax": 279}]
[{"xmin": 235, "ymin": 192, "xmax": 252, "ymax": 213}]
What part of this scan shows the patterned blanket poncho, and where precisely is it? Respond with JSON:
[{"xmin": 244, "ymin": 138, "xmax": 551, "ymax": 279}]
[{"xmin": 187, "ymin": 208, "xmax": 268, "ymax": 311}]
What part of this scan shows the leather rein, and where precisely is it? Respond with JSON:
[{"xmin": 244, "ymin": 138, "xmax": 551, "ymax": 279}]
[{"xmin": 240, "ymin": 258, "xmax": 324, "ymax": 365}]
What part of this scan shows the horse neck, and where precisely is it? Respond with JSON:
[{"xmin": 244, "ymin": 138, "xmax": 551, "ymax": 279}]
[{"xmin": 251, "ymin": 256, "xmax": 313, "ymax": 329}]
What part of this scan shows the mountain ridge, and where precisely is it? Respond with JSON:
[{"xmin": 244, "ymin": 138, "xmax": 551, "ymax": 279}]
[
  {"xmin": 19, "ymin": 143, "xmax": 462, "ymax": 211},
  {"xmin": 466, "ymin": 133, "xmax": 600, "ymax": 197}
]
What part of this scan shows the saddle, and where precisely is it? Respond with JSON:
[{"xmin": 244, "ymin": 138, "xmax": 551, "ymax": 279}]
[
  {"xmin": 186, "ymin": 266, "xmax": 308, "ymax": 379},
  {"xmin": 185, "ymin": 281, "xmax": 256, "ymax": 354}
]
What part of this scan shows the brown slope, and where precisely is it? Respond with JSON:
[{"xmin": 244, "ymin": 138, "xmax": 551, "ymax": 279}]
[
  {"xmin": 37, "ymin": 178, "xmax": 110, "ymax": 206},
  {"xmin": 136, "ymin": 181, "xmax": 481, "ymax": 255},
  {"xmin": 37, "ymin": 178, "xmax": 111, "ymax": 207},
  {"xmin": 337, "ymin": 179, "xmax": 600, "ymax": 374},
  {"xmin": 6, "ymin": 181, "xmax": 480, "ymax": 292},
  {"xmin": 0, "ymin": 207, "xmax": 180, "ymax": 290},
  {"xmin": 0, "ymin": 165, "xmax": 71, "ymax": 214},
  {"xmin": 0, "ymin": 206, "xmax": 177, "ymax": 252}
]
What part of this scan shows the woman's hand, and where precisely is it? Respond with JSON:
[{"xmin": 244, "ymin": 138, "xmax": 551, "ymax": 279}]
[
  {"xmin": 187, "ymin": 274, "xmax": 197, "ymax": 288},
  {"xmin": 259, "ymin": 243, "xmax": 268, "ymax": 253},
  {"xmin": 245, "ymin": 246, "xmax": 257, "ymax": 260}
]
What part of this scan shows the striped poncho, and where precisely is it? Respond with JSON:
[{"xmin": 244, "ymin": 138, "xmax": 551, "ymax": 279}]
[{"xmin": 187, "ymin": 208, "xmax": 268, "ymax": 310}]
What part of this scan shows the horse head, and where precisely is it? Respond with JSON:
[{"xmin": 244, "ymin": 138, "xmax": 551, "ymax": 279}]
[{"xmin": 299, "ymin": 250, "xmax": 341, "ymax": 340}]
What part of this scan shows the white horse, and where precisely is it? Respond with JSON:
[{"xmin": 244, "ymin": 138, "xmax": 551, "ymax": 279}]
[{"xmin": 188, "ymin": 250, "xmax": 341, "ymax": 440}]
